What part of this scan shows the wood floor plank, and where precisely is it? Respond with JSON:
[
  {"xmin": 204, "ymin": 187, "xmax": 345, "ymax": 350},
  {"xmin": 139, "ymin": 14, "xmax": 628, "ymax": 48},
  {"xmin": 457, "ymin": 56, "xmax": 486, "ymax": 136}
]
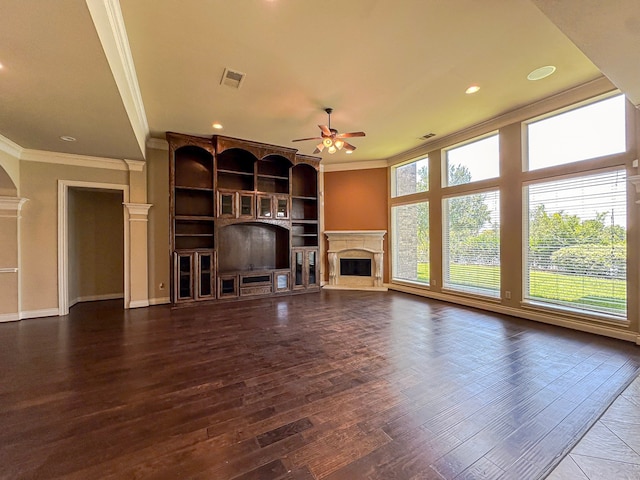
[{"xmin": 1, "ymin": 291, "xmax": 639, "ymax": 479}]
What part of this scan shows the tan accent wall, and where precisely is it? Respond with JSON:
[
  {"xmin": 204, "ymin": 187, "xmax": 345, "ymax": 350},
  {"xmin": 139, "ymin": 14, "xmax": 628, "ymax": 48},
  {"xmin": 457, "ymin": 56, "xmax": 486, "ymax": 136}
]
[
  {"xmin": 19, "ymin": 161, "xmax": 127, "ymax": 312},
  {"xmin": 323, "ymin": 167, "xmax": 389, "ymax": 283},
  {"xmin": 146, "ymin": 147, "xmax": 170, "ymax": 303},
  {"xmin": 68, "ymin": 188, "xmax": 124, "ymax": 304}
]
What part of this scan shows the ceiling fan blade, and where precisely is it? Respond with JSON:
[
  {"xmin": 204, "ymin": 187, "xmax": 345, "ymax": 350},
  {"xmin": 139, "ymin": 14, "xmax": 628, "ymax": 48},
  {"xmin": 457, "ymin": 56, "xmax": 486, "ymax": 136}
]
[
  {"xmin": 319, "ymin": 125, "xmax": 332, "ymax": 136},
  {"xmin": 343, "ymin": 141, "xmax": 357, "ymax": 151},
  {"xmin": 292, "ymin": 136, "xmax": 322, "ymax": 142},
  {"xmin": 336, "ymin": 131, "xmax": 366, "ymax": 138}
]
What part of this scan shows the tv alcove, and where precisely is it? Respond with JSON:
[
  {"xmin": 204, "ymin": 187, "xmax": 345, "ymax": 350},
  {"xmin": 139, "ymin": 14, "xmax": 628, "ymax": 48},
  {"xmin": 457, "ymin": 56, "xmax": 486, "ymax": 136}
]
[{"xmin": 168, "ymin": 132, "xmax": 321, "ymax": 305}]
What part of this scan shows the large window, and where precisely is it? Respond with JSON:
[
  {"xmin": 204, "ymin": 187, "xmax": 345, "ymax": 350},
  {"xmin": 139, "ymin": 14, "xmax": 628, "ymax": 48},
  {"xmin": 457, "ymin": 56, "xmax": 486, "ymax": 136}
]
[
  {"xmin": 443, "ymin": 190, "xmax": 500, "ymax": 297},
  {"xmin": 527, "ymin": 94, "xmax": 626, "ymax": 171},
  {"xmin": 524, "ymin": 170, "xmax": 626, "ymax": 318},
  {"xmin": 393, "ymin": 157, "xmax": 428, "ymax": 197},
  {"xmin": 444, "ymin": 134, "xmax": 499, "ymax": 186},
  {"xmin": 391, "ymin": 202, "xmax": 429, "ymax": 284}
]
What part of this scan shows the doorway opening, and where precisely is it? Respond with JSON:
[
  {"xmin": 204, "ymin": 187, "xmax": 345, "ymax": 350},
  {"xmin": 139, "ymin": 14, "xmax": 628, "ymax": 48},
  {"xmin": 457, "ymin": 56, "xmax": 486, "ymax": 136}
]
[
  {"xmin": 68, "ymin": 188, "xmax": 124, "ymax": 309},
  {"xmin": 58, "ymin": 181, "xmax": 129, "ymax": 316}
]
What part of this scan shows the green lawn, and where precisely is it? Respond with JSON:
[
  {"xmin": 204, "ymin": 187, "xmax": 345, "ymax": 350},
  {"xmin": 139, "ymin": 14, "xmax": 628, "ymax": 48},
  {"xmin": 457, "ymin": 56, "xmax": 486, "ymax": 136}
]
[{"xmin": 414, "ymin": 262, "xmax": 625, "ymax": 314}]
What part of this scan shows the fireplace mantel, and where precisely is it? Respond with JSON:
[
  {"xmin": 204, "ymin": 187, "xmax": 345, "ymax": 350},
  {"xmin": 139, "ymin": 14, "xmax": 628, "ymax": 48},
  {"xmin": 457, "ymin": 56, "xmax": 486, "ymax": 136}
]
[{"xmin": 324, "ymin": 230, "xmax": 387, "ymax": 291}]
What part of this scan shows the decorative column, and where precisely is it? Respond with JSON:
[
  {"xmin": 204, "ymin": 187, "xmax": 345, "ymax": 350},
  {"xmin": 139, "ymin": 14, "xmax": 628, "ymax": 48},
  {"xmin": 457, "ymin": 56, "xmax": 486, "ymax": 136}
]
[
  {"xmin": 0, "ymin": 197, "xmax": 28, "ymax": 321},
  {"xmin": 124, "ymin": 158, "xmax": 151, "ymax": 309},
  {"xmin": 123, "ymin": 202, "xmax": 152, "ymax": 308}
]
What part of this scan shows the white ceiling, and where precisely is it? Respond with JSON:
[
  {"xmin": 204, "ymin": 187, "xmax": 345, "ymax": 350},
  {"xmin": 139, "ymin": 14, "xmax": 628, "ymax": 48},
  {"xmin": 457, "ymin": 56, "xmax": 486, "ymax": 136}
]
[{"xmin": 1, "ymin": 1, "xmax": 638, "ymax": 165}]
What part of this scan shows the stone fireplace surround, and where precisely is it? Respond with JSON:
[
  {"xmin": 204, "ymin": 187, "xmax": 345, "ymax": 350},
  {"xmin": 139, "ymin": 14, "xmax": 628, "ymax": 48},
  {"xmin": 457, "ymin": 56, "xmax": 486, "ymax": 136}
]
[{"xmin": 324, "ymin": 230, "xmax": 387, "ymax": 291}]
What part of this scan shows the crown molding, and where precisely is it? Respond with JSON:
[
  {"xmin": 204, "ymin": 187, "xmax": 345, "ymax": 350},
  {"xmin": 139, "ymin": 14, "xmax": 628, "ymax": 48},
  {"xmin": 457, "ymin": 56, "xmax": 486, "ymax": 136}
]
[
  {"xmin": 21, "ymin": 149, "xmax": 129, "ymax": 171},
  {"xmin": 0, "ymin": 134, "xmax": 23, "ymax": 159},
  {"xmin": 147, "ymin": 138, "xmax": 168, "ymax": 151},
  {"xmin": 86, "ymin": 0, "xmax": 149, "ymax": 157},
  {"xmin": 323, "ymin": 159, "xmax": 389, "ymax": 172}
]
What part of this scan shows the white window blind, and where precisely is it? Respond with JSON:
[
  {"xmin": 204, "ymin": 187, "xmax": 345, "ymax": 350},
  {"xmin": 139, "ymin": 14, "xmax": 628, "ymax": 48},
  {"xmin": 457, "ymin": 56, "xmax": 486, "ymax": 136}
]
[
  {"xmin": 443, "ymin": 190, "xmax": 500, "ymax": 297},
  {"xmin": 524, "ymin": 169, "xmax": 626, "ymax": 318},
  {"xmin": 392, "ymin": 202, "xmax": 429, "ymax": 284}
]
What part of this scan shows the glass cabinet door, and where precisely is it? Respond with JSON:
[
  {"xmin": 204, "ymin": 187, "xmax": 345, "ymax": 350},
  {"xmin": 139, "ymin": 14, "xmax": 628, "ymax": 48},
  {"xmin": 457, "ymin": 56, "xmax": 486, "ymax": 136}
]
[
  {"xmin": 197, "ymin": 252, "xmax": 214, "ymax": 299},
  {"xmin": 258, "ymin": 196, "xmax": 272, "ymax": 218},
  {"xmin": 276, "ymin": 197, "xmax": 289, "ymax": 219},
  {"xmin": 294, "ymin": 250, "xmax": 304, "ymax": 287},
  {"xmin": 307, "ymin": 250, "xmax": 317, "ymax": 286},
  {"xmin": 239, "ymin": 193, "xmax": 254, "ymax": 218},
  {"xmin": 218, "ymin": 191, "xmax": 235, "ymax": 217},
  {"xmin": 176, "ymin": 253, "xmax": 193, "ymax": 300}
]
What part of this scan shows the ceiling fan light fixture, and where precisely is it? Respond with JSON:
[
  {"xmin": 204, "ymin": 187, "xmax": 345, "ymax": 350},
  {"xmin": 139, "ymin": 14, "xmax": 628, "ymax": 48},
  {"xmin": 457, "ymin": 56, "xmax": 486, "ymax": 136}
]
[
  {"xmin": 334, "ymin": 139, "xmax": 344, "ymax": 150},
  {"xmin": 323, "ymin": 137, "xmax": 333, "ymax": 148},
  {"xmin": 328, "ymin": 145, "xmax": 337, "ymax": 154}
]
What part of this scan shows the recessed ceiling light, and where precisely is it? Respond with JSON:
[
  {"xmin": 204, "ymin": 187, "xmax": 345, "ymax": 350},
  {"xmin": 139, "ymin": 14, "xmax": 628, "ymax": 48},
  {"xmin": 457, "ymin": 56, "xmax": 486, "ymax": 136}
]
[
  {"xmin": 527, "ymin": 65, "xmax": 556, "ymax": 81},
  {"xmin": 345, "ymin": 150, "xmax": 353, "ymax": 154},
  {"xmin": 0, "ymin": 62, "xmax": 4, "ymax": 70},
  {"xmin": 60, "ymin": 136, "xmax": 77, "ymax": 142},
  {"xmin": 212, "ymin": 123, "xmax": 223, "ymax": 130},
  {"xmin": 465, "ymin": 85, "xmax": 480, "ymax": 94}
]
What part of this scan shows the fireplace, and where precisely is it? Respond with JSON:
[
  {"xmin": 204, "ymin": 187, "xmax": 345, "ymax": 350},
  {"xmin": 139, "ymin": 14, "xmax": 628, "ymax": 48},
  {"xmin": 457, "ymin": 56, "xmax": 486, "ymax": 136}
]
[{"xmin": 324, "ymin": 230, "xmax": 387, "ymax": 291}]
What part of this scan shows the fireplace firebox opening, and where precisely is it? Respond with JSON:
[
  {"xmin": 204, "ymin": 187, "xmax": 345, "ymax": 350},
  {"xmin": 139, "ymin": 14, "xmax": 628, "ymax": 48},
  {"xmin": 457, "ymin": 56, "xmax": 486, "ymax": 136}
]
[{"xmin": 340, "ymin": 258, "xmax": 372, "ymax": 277}]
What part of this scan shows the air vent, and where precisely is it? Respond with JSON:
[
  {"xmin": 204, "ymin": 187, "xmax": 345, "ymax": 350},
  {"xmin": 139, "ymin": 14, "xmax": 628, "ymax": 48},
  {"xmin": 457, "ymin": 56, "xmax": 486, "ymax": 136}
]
[
  {"xmin": 220, "ymin": 68, "xmax": 246, "ymax": 89},
  {"xmin": 420, "ymin": 132, "xmax": 436, "ymax": 140}
]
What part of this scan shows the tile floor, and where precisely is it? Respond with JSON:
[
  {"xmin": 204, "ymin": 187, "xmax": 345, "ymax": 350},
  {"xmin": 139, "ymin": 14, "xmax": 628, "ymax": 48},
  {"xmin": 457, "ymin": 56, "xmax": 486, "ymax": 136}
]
[{"xmin": 547, "ymin": 375, "xmax": 640, "ymax": 479}]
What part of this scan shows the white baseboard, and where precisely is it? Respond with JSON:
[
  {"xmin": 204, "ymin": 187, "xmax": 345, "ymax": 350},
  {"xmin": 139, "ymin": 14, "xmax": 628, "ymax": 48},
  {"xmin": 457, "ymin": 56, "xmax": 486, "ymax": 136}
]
[
  {"xmin": 19, "ymin": 308, "xmax": 60, "ymax": 320},
  {"xmin": 129, "ymin": 299, "xmax": 150, "ymax": 309},
  {"xmin": 0, "ymin": 312, "xmax": 19, "ymax": 322},
  {"xmin": 149, "ymin": 296, "xmax": 170, "ymax": 306}
]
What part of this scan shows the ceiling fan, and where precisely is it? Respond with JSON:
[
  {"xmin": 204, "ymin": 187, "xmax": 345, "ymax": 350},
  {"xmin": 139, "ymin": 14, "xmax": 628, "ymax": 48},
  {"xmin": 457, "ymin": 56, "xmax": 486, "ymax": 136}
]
[{"xmin": 292, "ymin": 108, "xmax": 365, "ymax": 154}]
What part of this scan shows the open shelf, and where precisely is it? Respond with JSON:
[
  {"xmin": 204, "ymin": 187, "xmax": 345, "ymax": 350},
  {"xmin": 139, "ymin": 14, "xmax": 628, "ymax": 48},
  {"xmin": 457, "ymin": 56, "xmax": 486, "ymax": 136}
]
[
  {"xmin": 291, "ymin": 197, "xmax": 318, "ymax": 221},
  {"xmin": 175, "ymin": 145, "xmax": 214, "ymax": 189},
  {"xmin": 257, "ymin": 175, "xmax": 288, "ymax": 194},
  {"xmin": 175, "ymin": 190, "xmax": 213, "ymax": 217}
]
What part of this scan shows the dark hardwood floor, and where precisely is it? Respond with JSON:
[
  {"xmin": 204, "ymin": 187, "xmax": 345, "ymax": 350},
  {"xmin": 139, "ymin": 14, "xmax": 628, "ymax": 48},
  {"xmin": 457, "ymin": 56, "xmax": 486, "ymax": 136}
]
[{"xmin": 1, "ymin": 290, "xmax": 639, "ymax": 479}]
